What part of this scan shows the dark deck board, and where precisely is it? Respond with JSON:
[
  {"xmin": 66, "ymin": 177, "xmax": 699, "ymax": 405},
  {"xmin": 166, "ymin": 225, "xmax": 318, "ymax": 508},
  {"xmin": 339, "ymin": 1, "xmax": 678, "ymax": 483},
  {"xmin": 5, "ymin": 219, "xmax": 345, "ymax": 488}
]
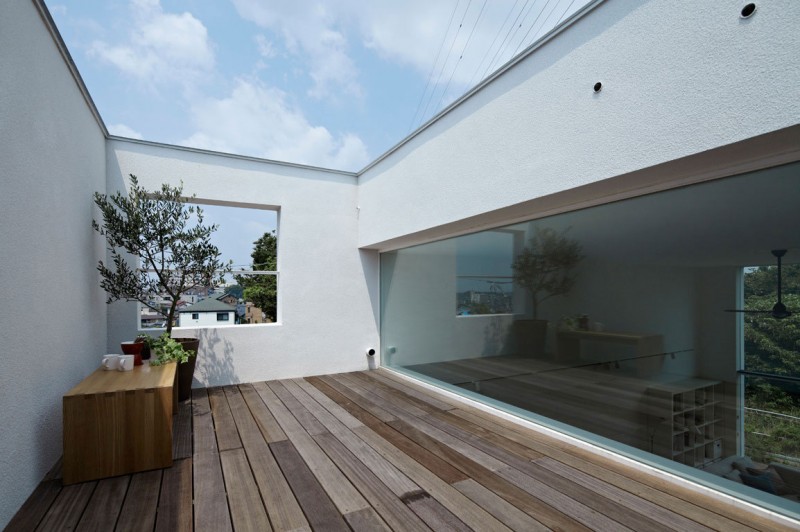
[
  {"xmin": 75, "ymin": 475, "xmax": 128, "ymax": 531},
  {"xmin": 10, "ymin": 369, "xmax": 797, "ymax": 531},
  {"xmin": 207, "ymin": 386, "xmax": 242, "ymax": 452},
  {"xmin": 116, "ymin": 469, "xmax": 161, "ymax": 532},
  {"xmin": 35, "ymin": 481, "xmax": 95, "ymax": 531},
  {"xmin": 155, "ymin": 457, "xmax": 193, "ymax": 532},
  {"xmin": 172, "ymin": 400, "xmax": 193, "ymax": 460}
]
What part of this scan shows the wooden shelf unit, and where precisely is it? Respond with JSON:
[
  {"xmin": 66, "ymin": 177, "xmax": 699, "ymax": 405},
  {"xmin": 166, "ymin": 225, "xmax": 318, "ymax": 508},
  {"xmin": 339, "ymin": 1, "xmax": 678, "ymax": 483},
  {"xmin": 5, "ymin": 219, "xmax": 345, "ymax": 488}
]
[{"xmin": 646, "ymin": 378, "xmax": 724, "ymax": 468}]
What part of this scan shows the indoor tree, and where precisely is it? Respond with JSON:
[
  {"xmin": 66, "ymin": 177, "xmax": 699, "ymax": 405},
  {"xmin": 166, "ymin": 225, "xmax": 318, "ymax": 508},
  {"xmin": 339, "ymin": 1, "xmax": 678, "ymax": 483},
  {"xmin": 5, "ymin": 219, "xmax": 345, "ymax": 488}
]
[
  {"xmin": 512, "ymin": 226, "xmax": 584, "ymax": 319},
  {"xmin": 92, "ymin": 174, "xmax": 231, "ymax": 334}
]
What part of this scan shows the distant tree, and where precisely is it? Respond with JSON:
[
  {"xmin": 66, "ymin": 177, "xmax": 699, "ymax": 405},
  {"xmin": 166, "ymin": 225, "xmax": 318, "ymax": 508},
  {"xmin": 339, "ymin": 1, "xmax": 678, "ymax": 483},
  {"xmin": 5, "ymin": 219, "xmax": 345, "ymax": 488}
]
[
  {"xmin": 236, "ymin": 231, "xmax": 277, "ymax": 321},
  {"xmin": 742, "ymin": 263, "xmax": 800, "ymax": 463}
]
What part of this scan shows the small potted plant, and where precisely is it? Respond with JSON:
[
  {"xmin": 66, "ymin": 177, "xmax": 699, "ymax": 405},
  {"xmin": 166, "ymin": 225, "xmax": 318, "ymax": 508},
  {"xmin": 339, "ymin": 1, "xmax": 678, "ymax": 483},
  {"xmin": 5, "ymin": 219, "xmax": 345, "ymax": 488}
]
[
  {"xmin": 149, "ymin": 334, "xmax": 197, "ymax": 400},
  {"xmin": 93, "ymin": 174, "xmax": 231, "ymax": 399},
  {"xmin": 512, "ymin": 226, "xmax": 584, "ymax": 355}
]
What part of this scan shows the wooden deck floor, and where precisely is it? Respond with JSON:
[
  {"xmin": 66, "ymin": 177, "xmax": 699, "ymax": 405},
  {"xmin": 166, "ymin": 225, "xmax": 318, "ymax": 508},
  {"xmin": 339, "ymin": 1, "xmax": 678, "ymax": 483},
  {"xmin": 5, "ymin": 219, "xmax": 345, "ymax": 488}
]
[{"xmin": 7, "ymin": 369, "xmax": 797, "ymax": 531}]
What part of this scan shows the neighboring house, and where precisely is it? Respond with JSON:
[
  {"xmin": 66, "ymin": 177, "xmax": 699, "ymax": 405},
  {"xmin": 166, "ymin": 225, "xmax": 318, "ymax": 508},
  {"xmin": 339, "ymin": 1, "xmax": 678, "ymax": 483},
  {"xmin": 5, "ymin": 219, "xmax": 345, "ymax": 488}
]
[
  {"xmin": 216, "ymin": 293, "xmax": 238, "ymax": 307},
  {"xmin": 178, "ymin": 298, "xmax": 236, "ymax": 327},
  {"xmin": 244, "ymin": 302, "xmax": 267, "ymax": 324}
]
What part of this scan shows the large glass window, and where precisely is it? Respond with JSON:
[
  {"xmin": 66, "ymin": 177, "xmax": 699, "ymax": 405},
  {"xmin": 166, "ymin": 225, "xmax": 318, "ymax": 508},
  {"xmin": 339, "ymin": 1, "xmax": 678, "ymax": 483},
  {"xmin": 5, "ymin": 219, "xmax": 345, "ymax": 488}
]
[{"xmin": 381, "ymin": 164, "xmax": 800, "ymax": 516}]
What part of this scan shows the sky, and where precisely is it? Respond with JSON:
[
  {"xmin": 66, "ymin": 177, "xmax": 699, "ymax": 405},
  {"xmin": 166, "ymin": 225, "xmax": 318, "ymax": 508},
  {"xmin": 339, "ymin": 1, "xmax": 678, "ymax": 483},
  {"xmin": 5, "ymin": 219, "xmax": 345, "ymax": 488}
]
[{"xmin": 48, "ymin": 0, "xmax": 589, "ymax": 173}]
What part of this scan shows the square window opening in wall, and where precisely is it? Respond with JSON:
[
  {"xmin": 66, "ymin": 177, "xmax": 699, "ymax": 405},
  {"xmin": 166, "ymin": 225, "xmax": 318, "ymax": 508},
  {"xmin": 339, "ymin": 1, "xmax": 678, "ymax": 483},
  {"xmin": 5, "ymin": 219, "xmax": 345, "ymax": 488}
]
[{"xmin": 138, "ymin": 203, "xmax": 279, "ymax": 330}]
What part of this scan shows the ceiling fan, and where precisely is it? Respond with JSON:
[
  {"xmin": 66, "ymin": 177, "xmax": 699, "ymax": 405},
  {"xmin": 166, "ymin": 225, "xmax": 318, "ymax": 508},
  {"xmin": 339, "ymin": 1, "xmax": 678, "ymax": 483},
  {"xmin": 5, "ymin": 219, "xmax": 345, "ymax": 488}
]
[{"xmin": 726, "ymin": 249, "xmax": 795, "ymax": 319}]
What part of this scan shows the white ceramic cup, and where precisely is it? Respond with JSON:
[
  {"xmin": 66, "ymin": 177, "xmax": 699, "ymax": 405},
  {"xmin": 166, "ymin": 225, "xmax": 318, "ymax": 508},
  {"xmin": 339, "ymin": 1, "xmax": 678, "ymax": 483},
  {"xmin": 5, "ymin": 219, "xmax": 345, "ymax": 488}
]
[
  {"xmin": 102, "ymin": 354, "xmax": 120, "ymax": 370},
  {"xmin": 118, "ymin": 354, "xmax": 134, "ymax": 371}
]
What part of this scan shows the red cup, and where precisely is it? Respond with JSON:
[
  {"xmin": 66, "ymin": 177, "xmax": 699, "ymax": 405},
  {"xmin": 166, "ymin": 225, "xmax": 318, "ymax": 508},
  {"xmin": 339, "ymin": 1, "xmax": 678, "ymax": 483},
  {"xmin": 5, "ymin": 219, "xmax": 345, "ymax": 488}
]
[{"xmin": 121, "ymin": 341, "xmax": 144, "ymax": 366}]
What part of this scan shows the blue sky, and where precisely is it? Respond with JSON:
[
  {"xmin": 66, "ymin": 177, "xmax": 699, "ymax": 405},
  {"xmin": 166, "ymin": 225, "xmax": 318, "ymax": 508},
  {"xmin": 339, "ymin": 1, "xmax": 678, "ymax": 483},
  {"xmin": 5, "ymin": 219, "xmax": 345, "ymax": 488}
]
[{"xmin": 48, "ymin": 0, "xmax": 588, "ymax": 173}]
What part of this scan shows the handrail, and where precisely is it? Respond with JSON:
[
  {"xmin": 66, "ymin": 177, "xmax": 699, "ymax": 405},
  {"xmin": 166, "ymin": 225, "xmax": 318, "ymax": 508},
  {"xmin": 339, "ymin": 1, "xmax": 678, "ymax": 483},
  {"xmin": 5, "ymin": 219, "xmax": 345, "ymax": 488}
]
[{"xmin": 737, "ymin": 370, "xmax": 800, "ymax": 384}]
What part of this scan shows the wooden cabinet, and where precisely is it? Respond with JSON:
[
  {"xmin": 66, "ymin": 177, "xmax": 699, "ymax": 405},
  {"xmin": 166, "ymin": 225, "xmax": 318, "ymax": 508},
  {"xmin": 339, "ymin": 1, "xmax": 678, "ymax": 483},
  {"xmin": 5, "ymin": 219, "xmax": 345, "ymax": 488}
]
[
  {"xmin": 62, "ymin": 362, "xmax": 176, "ymax": 485},
  {"xmin": 645, "ymin": 379, "xmax": 724, "ymax": 467}
]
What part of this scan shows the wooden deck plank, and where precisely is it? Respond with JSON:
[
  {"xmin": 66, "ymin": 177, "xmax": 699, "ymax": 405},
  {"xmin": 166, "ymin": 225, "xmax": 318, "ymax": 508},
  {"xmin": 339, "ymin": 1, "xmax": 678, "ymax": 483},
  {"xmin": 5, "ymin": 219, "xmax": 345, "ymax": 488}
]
[
  {"xmin": 314, "ymin": 431, "xmax": 431, "ymax": 532},
  {"xmin": 360, "ymin": 370, "xmax": 456, "ymax": 411},
  {"xmin": 269, "ymin": 439, "xmax": 350, "ymax": 532},
  {"xmin": 355, "ymin": 425, "xmax": 513, "ymax": 531},
  {"xmin": 207, "ymin": 386, "xmax": 242, "ymax": 451},
  {"xmin": 452, "ymin": 478, "xmax": 549, "ymax": 532},
  {"xmin": 323, "ymin": 373, "xmax": 397, "ymax": 423},
  {"xmin": 266, "ymin": 380, "xmax": 327, "ymax": 436},
  {"xmin": 239, "ymin": 382, "xmax": 287, "ymax": 443},
  {"xmin": 308, "ymin": 375, "xmax": 388, "ymax": 428},
  {"xmin": 281, "ymin": 378, "xmax": 420, "ymax": 498},
  {"xmin": 192, "ymin": 388, "xmax": 217, "ymax": 454},
  {"xmin": 293, "ymin": 377, "xmax": 363, "ymax": 429},
  {"xmin": 220, "ymin": 448, "xmax": 272, "ymax": 532},
  {"xmin": 35, "ymin": 481, "xmax": 96, "ymax": 532},
  {"xmin": 225, "ymin": 385, "xmax": 310, "ymax": 531},
  {"xmin": 342, "ymin": 507, "xmax": 391, "ymax": 532},
  {"xmin": 156, "ymin": 457, "xmax": 193, "ymax": 532},
  {"xmin": 252, "ymin": 380, "xmax": 370, "ymax": 515},
  {"xmin": 75, "ymin": 475, "xmax": 128, "ymax": 531},
  {"xmin": 173, "ymin": 400, "xmax": 193, "ymax": 459},
  {"xmin": 386, "ymin": 417, "xmax": 589, "ymax": 531},
  {"xmin": 193, "ymin": 452, "xmax": 233, "ymax": 532},
  {"xmin": 401, "ymin": 490, "xmax": 471, "ymax": 532},
  {"xmin": 116, "ymin": 469, "xmax": 162, "ymax": 532},
  {"xmin": 5, "ymin": 479, "xmax": 61, "ymax": 531}
]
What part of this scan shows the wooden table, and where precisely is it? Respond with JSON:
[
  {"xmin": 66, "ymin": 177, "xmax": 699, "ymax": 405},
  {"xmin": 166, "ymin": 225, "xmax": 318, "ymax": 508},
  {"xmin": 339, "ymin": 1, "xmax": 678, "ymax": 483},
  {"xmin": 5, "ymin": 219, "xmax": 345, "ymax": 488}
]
[
  {"xmin": 62, "ymin": 362, "xmax": 176, "ymax": 485},
  {"xmin": 556, "ymin": 329, "xmax": 665, "ymax": 376}
]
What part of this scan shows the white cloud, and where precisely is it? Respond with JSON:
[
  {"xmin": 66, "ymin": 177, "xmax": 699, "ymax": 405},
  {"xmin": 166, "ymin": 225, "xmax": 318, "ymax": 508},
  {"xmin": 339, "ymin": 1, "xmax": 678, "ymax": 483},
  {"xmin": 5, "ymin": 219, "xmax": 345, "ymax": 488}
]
[
  {"xmin": 108, "ymin": 123, "xmax": 144, "ymax": 139},
  {"xmin": 232, "ymin": 0, "xmax": 583, "ymax": 103},
  {"xmin": 182, "ymin": 79, "xmax": 369, "ymax": 171},
  {"xmin": 231, "ymin": 0, "xmax": 361, "ymax": 100},
  {"xmin": 89, "ymin": 0, "xmax": 214, "ymax": 91}
]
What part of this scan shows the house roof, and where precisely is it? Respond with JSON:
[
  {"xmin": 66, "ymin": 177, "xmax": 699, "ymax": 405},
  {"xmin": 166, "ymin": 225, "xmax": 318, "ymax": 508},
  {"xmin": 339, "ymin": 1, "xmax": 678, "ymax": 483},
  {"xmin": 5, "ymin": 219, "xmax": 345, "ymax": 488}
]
[{"xmin": 179, "ymin": 298, "xmax": 236, "ymax": 313}]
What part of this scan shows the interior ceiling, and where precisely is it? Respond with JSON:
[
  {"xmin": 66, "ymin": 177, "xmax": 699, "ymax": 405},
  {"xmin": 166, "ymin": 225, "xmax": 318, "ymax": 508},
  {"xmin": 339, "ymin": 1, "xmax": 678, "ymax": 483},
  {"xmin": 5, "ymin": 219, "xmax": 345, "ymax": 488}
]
[{"xmin": 520, "ymin": 162, "xmax": 800, "ymax": 268}]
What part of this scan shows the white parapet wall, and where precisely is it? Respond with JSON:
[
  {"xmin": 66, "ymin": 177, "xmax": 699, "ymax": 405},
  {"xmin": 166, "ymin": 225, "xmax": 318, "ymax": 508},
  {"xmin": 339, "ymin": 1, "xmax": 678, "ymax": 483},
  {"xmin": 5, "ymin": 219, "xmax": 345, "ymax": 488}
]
[
  {"xmin": 0, "ymin": 1, "xmax": 108, "ymax": 528},
  {"xmin": 106, "ymin": 139, "xmax": 381, "ymax": 386}
]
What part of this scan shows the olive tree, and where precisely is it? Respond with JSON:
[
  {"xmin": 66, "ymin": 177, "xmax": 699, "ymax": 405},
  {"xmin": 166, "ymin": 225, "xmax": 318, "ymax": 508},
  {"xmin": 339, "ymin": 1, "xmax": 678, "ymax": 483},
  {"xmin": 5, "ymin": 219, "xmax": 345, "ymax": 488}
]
[{"xmin": 92, "ymin": 174, "xmax": 231, "ymax": 334}]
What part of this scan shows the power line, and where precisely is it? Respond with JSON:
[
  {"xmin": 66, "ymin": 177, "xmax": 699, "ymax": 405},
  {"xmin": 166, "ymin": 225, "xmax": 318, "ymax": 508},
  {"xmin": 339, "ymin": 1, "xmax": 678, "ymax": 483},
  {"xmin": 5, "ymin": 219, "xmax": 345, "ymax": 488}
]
[
  {"xmin": 480, "ymin": 0, "xmax": 530, "ymax": 81},
  {"xmin": 434, "ymin": 0, "xmax": 488, "ymax": 115},
  {"xmin": 417, "ymin": 0, "xmax": 473, "ymax": 129},
  {"xmin": 512, "ymin": 0, "xmax": 554, "ymax": 56},
  {"xmin": 408, "ymin": 0, "xmax": 461, "ymax": 133},
  {"xmin": 466, "ymin": 0, "xmax": 522, "ymax": 89}
]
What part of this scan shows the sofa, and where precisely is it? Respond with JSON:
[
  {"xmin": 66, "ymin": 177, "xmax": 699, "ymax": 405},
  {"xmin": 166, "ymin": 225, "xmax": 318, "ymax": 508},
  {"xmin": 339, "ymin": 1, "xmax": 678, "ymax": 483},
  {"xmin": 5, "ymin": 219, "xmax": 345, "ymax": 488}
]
[{"xmin": 704, "ymin": 456, "xmax": 800, "ymax": 502}]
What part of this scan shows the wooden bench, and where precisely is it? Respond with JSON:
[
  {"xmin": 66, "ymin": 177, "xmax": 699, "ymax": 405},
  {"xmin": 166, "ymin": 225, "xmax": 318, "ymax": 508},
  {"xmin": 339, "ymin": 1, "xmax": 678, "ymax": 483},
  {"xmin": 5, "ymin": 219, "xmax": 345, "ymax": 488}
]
[{"xmin": 62, "ymin": 362, "xmax": 177, "ymax": 485}]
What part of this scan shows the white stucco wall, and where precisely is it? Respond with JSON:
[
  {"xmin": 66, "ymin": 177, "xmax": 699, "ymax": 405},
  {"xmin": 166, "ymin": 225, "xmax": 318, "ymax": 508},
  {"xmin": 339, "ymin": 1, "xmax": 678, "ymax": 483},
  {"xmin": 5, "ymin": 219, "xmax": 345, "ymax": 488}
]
[
  {"xmin": 0, "ymin": 2, "xmax": 107, "ymax": 528},
  {"xmin": 107, "ymin": 139, "xmax": 380, "ymax": 386},
  {"xmin": 358, "ymin": 0, "xmax": 800, "ymax": 250}
]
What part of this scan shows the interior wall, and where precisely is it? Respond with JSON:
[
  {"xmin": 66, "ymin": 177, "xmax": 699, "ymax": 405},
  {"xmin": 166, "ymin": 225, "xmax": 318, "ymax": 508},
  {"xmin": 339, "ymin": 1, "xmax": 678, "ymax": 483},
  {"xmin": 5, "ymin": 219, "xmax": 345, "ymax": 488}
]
[
  {"xmin": 106, "ymin": 139, "xmax": 380, "ymax": 386},
  {"xmin": 358, "ymin": 0, "xmax": 800, "ymax": 250},
  {"xmin": 0, "ymin": 2, "xmax": 107, "ymax": 528},
  {"xmin": 382, "ymin": 241, "xmax": 515, "ymax": 367}
]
